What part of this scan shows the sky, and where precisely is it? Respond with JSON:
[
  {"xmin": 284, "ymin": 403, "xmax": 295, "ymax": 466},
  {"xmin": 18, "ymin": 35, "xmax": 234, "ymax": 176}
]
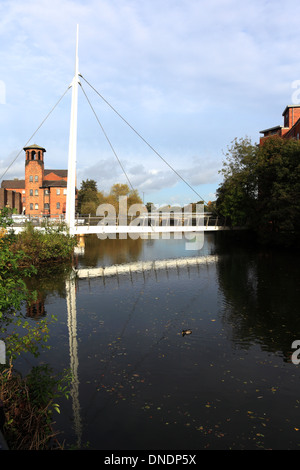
[{"xmin": 1, "ymin": 0, "xmax": 300, "ymax": 206}]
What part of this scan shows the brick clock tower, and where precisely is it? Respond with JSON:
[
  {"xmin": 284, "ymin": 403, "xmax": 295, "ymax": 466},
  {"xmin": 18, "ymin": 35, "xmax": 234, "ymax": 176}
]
[{"xmin": 24, "ymin": 144, "xmax": 46, "ymax": 216}]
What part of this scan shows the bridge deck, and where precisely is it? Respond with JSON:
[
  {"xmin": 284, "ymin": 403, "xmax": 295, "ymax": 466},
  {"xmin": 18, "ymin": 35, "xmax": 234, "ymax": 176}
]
[{"xmin": 9, "ymin": 213, "xmax": 239, "ymax": 235}]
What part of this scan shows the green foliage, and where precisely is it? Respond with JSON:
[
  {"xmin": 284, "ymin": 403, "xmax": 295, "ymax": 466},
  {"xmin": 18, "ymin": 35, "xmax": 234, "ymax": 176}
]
[
  {"xmin": 216, "ymin": 137, "xmax": 258, "ymax": 226},
  {"xmin": 3, "ymin": 316, "xmax": 55, "ymax": 361},
  {"xmin": 77, "ymin": 179, "xmax": 101, "ymax": 215},
  {"xmin": 25, "ymin": 364, "xmax": 72, "ymax": 413},
  {"xmin": 0, "ymin": 209, "xmax": 36, "ymax": 319},
  {"xmin": 216, "ymin": 136, "xmax": 300, "ymax": 245},
  {"xmin": 0, "ymin": 363, "xmax": 72, "ymax": 449},
  {"xmin": 11, "ymin": 221, "xmax": 77, "ymax": 266},
  {"xmin": 0, "ymin": 208, "xmax": 74, "ymax": 448}
]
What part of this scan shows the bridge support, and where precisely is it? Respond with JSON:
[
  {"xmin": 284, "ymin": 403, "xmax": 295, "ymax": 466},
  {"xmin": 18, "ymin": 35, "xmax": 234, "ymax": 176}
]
[{"xmin": 66, "ymin": 25, "xmax": 80, "ymax": 233}]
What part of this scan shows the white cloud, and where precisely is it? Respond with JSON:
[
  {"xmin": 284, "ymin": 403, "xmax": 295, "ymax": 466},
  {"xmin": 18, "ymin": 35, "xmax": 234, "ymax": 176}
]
[{"xmin": 2, "ymin": 0, "xmax": 300, "ymax": 203}]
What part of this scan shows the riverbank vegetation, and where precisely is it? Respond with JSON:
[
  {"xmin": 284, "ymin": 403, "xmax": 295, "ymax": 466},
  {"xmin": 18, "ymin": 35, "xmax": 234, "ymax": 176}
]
[
  {"xmin": 11, "ymin": 221, "xmax": 78, "ymax": 267},
  {"xmin": 0, "ymin": 208, "xmax": 74, "ymax": 449},
  {"xmin": 216, "ymin": 136, "xmax": 300, "ymax": 246}
]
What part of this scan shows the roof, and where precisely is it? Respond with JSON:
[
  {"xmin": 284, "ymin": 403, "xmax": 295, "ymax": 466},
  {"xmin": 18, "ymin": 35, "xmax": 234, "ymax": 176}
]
[
  {"xmin": 259, "ymin": 125, "xmax": 283, "ymax": 134},
  {"xmin": 1, "ymin": 179, "xmax": 25, "ymax": 189},
  {"xmin": 41, "ymin": 179, "xmax": 67, "ymax": 188},
  {"xmin": 282, "ymin": 105, "xmax": 300, "ymax": 116},
  {"xmin": 23, "ymin": 143, "xmax": 46, "ymax": 152},
  {"xmin": 44, "ymin": 169, "xmax": 68, "ymax": 177}
]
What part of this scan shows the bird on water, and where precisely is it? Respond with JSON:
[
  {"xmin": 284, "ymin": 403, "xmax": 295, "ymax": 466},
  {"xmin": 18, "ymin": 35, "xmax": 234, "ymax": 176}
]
[{"xmin": 182, "ymin": 329, "xmax": 192, "ymax": 337}]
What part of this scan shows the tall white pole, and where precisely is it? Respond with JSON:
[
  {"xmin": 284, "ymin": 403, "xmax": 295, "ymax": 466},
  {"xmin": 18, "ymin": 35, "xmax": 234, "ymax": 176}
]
[{"xmin": 66, "ymin": 24, "xmax": 80, "ymax": 232}]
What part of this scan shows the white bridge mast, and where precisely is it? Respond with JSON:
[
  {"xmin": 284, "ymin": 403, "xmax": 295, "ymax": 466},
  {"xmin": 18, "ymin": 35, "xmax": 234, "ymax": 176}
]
[{"xmin": 66, "ymin": 24, "xmax": 80, "ymax": 232}]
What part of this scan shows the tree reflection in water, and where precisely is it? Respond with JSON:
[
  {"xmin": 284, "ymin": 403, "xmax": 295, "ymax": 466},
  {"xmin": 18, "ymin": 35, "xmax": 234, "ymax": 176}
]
[{"xmin": 215, "ymin": 233, "xmax": 300, "ymax": 361}]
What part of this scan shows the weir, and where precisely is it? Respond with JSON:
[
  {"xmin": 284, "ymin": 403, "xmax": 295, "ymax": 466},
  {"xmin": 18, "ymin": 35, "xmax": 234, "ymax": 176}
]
[{"xmin": 73, "ymin": 254, "xmax": 219, "ymax": 279}]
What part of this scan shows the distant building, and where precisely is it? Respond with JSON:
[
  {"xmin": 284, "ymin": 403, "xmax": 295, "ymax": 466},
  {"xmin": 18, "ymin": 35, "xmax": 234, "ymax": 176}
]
[
  {"xmin": 260, "ymin": 104, "xmax": 300, "ymax": 145},
  {"xmin": 1, "ymin": 144, "xmax": 75, "ymax": 216}
]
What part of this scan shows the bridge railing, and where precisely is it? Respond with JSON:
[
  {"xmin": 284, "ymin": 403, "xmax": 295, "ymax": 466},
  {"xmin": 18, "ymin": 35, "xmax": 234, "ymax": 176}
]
[
  {"xmin": 11, "ymin": 214, "xmax": 66, "ymax": 227},
  {"xmin": 75, "ymin": 212, "xmax": 226, "ymax": 228},
  {"xmin": 10, "ymin": 212, "xmax": 226, "ymax": 228}
]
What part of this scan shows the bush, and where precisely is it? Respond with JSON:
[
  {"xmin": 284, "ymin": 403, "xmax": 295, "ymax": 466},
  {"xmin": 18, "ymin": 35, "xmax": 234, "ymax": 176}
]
[{"xmin": 11, "ymin": 222, "xmax": 77, "ymax": 267}]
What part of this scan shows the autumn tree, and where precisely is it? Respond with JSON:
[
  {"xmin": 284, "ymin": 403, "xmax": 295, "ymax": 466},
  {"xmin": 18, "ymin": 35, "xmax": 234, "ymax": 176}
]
[{"xmin": 109, "ymin": 184, "xmax": 143, "ymax": 214}]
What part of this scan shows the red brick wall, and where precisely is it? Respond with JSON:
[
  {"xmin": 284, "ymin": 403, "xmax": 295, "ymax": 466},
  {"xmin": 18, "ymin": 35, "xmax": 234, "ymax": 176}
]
[
  {"xmin": 283, "ymin": 107, "xmax": 300, "ymax": 129},
  {"xmin": 284, "ymin": 119, "xmax": 300, "ymax": 140},
  {"xmin": 25, "ymin": 159, "xmax": 44, "ymax": 215},
  {"xmin": 49, "ymin": 187, "xmax": 67, "ymax": 216},
  {"xmin": 0, "ymin": 188, "xmax": 22, "ymax": 213}
]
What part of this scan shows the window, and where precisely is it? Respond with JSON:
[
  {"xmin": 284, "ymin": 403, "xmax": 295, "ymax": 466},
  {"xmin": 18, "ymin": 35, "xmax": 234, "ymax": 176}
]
[
  {"xmin": 35, "ymin": 175, "xmax": 38, "ymax": 182},
  {"xmin": 22, "ymin": 190, "xmax": 25, "ymax": 194},
  {"xmin": 63, "ymin": 189, "xmax": 67, "ymax": 195},
  {"xmin": 30, "ymin": 203, "xmax": 33, "ymax": 210},
  {"xmin": 30, "ymin": 189, "xmax": 33, "ymax": 196},
  {"xmin": 29, "ymin": 175, "xmax": 33, "ymax": 182},
  {"xmin": 35, "ymin": 203, "xmax": 38, "ymax": 210},
  {"xmin": 56, "ymin": 202, "xmax": 60, "ymax": 209},
  {"xmin": 44, "ymin": 203, "xmax": 50, "ymax": 210},
  {"xmin": 284, "ymin": 113, "xmax": 289, "ymax": 127},
  {"xmin": 35, "ymin": 189, "xmax": 38, "ymax": 196},
  {"xmin": 44, "ymin": 189, "xmax": 50, "ymax": 195},
  {"xmin": 56, "ymin": 189, "xmax": 60, "ymax": 195}
]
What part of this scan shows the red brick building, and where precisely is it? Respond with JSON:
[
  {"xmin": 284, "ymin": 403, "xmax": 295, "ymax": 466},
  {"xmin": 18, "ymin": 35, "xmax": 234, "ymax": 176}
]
[
  {"xmin": 260, "ymin": 104, "xmax": 300, "ymax": 145},
  {"xmin": 1, "ymin": 144, "xmax": 71, "ymax": 216}
]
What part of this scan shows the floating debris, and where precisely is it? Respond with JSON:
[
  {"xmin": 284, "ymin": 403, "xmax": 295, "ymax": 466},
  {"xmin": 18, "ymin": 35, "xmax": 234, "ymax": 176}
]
[{"xmin": 182, "ymin": 329, "xmax": 192, "ymax": 337}]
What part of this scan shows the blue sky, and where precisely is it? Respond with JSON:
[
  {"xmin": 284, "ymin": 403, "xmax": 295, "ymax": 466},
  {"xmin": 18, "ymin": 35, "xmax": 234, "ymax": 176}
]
[{"xmin": 1, "ymin": 0, "xmax": 300, "ymax": 206}]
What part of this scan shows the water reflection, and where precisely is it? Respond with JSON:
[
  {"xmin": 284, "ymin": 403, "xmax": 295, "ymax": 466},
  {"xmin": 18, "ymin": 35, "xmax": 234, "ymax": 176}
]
[
  {"xmin": 74, "ymin": 235, "xmax": 144, "ymax": 268},
  {"xmin": 214, "ymin": 234, "xmax": 300, "ymax": 360},
  {"xmin": 20, "ymin": 233, "xmax": 300, "ymax": 449},
  {"xmin": 73, "ymin": 233, "xmax": 215, "ymax": 269},
  {"xmin": 65, "ymin": 276, "xmax": 82, "ymax": 448}
]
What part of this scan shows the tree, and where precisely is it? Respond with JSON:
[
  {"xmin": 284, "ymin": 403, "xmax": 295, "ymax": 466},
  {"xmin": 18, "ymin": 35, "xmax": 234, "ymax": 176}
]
[
  {"xmin": 216, "ymin": 135, "xmax": 300, "ymax": 244},
  {"xmin": 77, "ymin": 179, "xmax": 101, "ymax": 215},
  {"xmin": 109, "ymin": 184, "xmax": 143, "ymax": 214},
  {"xmin": 77, "ymin": 180, "xmax": 144, "ymax": 215},
  {"xmin": 110, "ymin": 183, "xmax": 131, "ymax": 199},
  {"xmin": 216, "ymin": 137, "xmax": 258, "ymax": 226},
  {"xmin": 256, "ymin": 136, "xmax": 300, "ymax": 238}
]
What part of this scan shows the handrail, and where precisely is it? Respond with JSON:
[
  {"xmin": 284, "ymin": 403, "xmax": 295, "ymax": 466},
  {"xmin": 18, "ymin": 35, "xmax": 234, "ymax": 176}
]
[{"xmin": 10, "ymin": 212, "xmax": 227, "ymax": 228}]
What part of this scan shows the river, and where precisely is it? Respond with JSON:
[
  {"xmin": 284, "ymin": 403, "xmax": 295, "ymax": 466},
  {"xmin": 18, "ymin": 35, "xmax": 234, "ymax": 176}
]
[{"xmin": 14, "ymin": 232, "xmax": 300, "ymax": 450}]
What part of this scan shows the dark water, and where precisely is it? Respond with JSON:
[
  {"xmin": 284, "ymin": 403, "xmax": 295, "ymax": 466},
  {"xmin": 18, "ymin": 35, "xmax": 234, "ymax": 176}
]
[{"xmin": 14, "ymin": 233, "xmax": 300, "ymax": 449}]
